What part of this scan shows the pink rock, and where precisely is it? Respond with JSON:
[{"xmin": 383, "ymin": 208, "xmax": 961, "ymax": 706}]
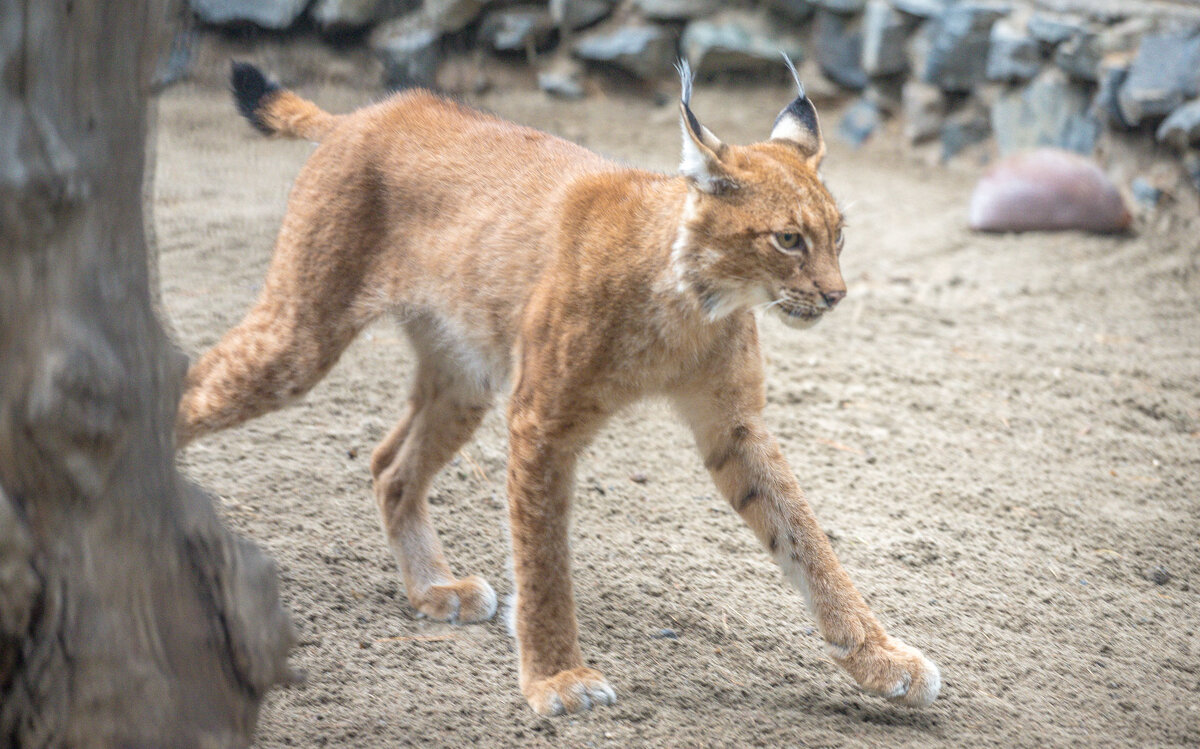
[{"xmin": 968, "ymin": 148, "xmax": 1132, "ymax": 233}]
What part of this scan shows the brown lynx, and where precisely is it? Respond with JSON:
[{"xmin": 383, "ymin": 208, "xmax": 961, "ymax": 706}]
[{"xmin": 177, "ymin": 60, "xmax": 941, "ymax": 716}]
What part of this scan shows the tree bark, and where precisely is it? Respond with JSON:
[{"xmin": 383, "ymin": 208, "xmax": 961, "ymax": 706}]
[{"xmin": 0, "ymin": 1, "xmax": 294, "ymax": 745}]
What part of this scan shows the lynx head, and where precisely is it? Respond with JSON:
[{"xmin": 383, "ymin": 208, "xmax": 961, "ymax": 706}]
[{"xmin": 672, "ymin": 57, "xmax": 846, "ymax": 329}]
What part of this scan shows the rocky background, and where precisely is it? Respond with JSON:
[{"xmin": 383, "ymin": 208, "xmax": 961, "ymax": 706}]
[{"xmin": 174, "ymin": 0, "xmax": 1200, "ymax": 210}]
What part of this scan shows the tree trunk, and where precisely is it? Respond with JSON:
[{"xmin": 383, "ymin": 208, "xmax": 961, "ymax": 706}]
[{"xmin": 0, "ymin": 2, "xmax": 294, "ymax": 746}]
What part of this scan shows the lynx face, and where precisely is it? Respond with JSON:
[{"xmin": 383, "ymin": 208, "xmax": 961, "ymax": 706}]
[{"xmin": 673, "ymin": 61, "xmax": 847, "ymax": 329}]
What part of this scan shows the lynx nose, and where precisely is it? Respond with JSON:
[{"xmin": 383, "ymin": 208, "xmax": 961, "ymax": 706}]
[{"xmin": 822, "ymin": 289, "xmax": 846, "ymax": 308}]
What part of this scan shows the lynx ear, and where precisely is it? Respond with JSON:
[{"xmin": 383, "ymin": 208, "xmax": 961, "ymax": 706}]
[
  {"xmin": 676, "ymin": 60, "xmax": 734, "ymax": 193},
  {"xmin": 771, "ymin": 54, "xmax": 825, "ymax": 168}
]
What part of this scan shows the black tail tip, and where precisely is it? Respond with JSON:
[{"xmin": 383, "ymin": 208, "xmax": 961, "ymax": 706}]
[{"xmin": 230, "ymin": 61, "xmax": 281, "ymax": 134}]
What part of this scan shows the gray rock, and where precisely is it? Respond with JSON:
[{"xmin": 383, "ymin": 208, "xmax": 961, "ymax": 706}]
[
  {"xmin": 1097, "ymin": 16, "xmax": 1153, "ymax": 58},
  {"xmin": 154, "ymin": 28, "xmax": 194, "ymax": 90},
  {"xmin": 838, "ymin": 98, "xmax": 881, "ymax": 146},
  {"xmin": 765, "ymin": 0, "xmax": 816, "ymax": 23},
  {"xmin": 1157, "ymin": 99, "xmax": 1200, "ymax": 149},
  {"xmin": 480, "ymin": 6, "xmax": 554, "ymax": 52},
  {"xmin": 862, "ymin": 0, "xmax": 914, "ymax": 78},
  {"xmin": 1093, "ymin": 62, "xmax": 1131, "ymax": 129},
  {"xmin": 813, "ymin": 0, "xmax": 865, "ymax": 13},
  {"xmin": 552, "ymin": 0, "xmax": 614, "ymax": 30},
  {"xmin": 573, "ymin": 24, "xmax": 678, "ymax": 80},
  {"xmin": 425, "ymin": 0, "xmax": 491, "ymax": 33},
  {"xmin": 890, "ymin": 0, "xmax": 947, "ymax": 19},
  {"xmin": 1146, "ymin": 566, "xmax": 1172, "ymax": 586},
  {"xmin": 865, "ymin": 76, "xmax": 905, "ymax": 114},
  {"xmin": 681, "ymin": 11, "xmax": 805, "ymax": 78},
  {"xmin": 986, "ymin": 20, "xmax": 1040, "ymax": 82},
  {"xmin": 1118, "ymin": 32, "xmax": 1200, "ymax": 126},
  {"xmin": 814, "ymin": 9, "xmax": 867, "ymax": 90},
  {"xmin": 906, "ymin": 18, "xmax": 934, "ymax": 80},
  {"xmin": 634, "ymin": 0, "xmax": 720, "ymax": 21},
  {"xmin": 311, "ymin": 0, "xmax": 399, "ymax": 30},
  {"xmin": 1054, "ymin": 31, "xmax": 1101, "ymax": 82},
  {"xmin": 1184, "ymin": 152, "xmax": 1200, "ymax": 194},
  {"xmin": 1026, "ymin": 13, "xmax": 1083, "ymax": 47},
  {"xmin": 538, "ymin": 70, "xmax": 585, "ymax": 99},
  {"xmin": 902, "ymin": 78, "xmax": 944, "ymax": 142},
  {"xmin": 1129, "ymin": 177, "xmax": 1162, "ymax": 208},
  {"xmin": 922, "ymin": 2, "xmax": 1010, "ymax": 93},
  {"xmin": 991, "ymin": 68, "xmax": 1100, "ymax": 155},
  {"xmin": 371, "ymin": 14, "xmax": 441, "ymax": 88},
  {"xmin": 190, "ymin": 0, "xmax": 309, "ymax": 28},
  {"xmin": 941, "ymin": 103, "xmax": 990, "ymax": 160}
]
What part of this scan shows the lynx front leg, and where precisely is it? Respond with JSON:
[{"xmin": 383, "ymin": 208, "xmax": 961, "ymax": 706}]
[
  {"xmin": 505, "ymin": 403, "xmax": 616, "ymax": 716},
  {"xmin": 673, "ymin": 386, "xmax": 941, "ymax": 708}
]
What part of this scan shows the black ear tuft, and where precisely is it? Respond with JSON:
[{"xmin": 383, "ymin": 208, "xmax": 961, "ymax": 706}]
[
  {"xmin": 780, "ymin": 52, "xmax": 805, "ymax": 101},
  {"xmin": 776, "ymin": 52, "xmax": 819, "ymax": 138},
  {"xmin": 230, "ymin": 61, "xmax": 281, "ymax": 135},
  {"xmin": 770, "ymin": 53, "xmax": 824, "ymax": 162},
  {"xmin": 675, "ymin": 59, "xmax": 704, "ymax": 136}
]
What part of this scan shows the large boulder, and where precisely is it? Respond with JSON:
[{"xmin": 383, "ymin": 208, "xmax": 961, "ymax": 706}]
[
  {"xmin": 681, "ymin": 11, "xmax": 805, "ymax": 77},
  {"xmin": 764, "ymin": 0, "xmax": 816, "ymax": 23},
  {"xmin": 573, "ymin": 23, "xmax": 678, "ymax": 80},
  {"xmin": 968, "ymin": 149, "xmax": 1131, "ymax": 233},
  {"xmin": 1117, "ymin": 31, "xmax": 1200, "ymax": 126},
  {"xmin": 985, "ymin": 19, "xmax": 1039, "ymax": 82},
  {"xmin": 940, "ymin": 100, "xmax": 990, "ymax": 160},
  {"xmin": 634, "ymin": 0, "xmax": 720, "ymax": 21},
  {"xmin": 1026, "ymin": 13, "xmax": 1083, "ymax": 48},
  {"xmin": 891, "ymin": 0, "xmax": 949, "ymax": 20},
  {"xmin": 991, "ymin": 68, "xmax": 1099, "ymax": 155},
  {"xmin": 1054, "ymin": 30, "xmax": 1101, "ymax": 82},
  {"xmin": 553, "ymin": 0, "xmax": 615, "ymax": 30},
  {"xmin": 311, "ymin": 0, "xmax": 406, "ymax": 30},
  {"xmin": 1092, "ymin": 62, "xmax": 1131, "ymax": 129},
  {"xmin": 837, "ymin": 97, "xmax": 881, "ymax": 146},
  {"xmin": 425, "ymin": 0, "xmax": 492, "ymax": 32},
  {"xmin": 921, "ymin": 2, "xmax": 1009, "ymax": 93},
  {"xmin": 1157, "ymin": 99, "xmax": 1200, "ymax": 149},
  {"xmin": 812, "ymin": 0, "xmax": 865, "ymax": 13},
  {"xmin": 190, "ymin": 0, "xmax": 309, "ymax": 28},
  {"xmin": 371, "ymin": 13, "xmax": 441, "ymax": 88},
  {"xmin": 814, "ymin": 9, "xmax": 867, "ymax": 90},
  {"xmin": 901, "ymin": 78, "xmax": 945, "ymax": 143},
  {"xmin": 862, "ymin": 0, "xmax": 914, "ymax": 78},
  {"xmin": 479, "ymin": 6, "xmax": 555, "ymax": 52}
]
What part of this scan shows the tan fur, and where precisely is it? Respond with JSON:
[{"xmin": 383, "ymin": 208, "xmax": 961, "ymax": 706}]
[{"xmin": 177, "ymin": 68, "xmax": 940, "ymax": 715}]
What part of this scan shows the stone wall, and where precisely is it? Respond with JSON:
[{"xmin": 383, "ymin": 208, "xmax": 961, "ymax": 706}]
[{"xmin": 187, "ymin": 0, "xmax": 1200, "ymax": 200}]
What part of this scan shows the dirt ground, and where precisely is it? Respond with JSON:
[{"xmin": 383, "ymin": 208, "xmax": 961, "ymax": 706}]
[{"xmin": 155, "ymin": 44, "xmax": 1199, "ymax": 748}]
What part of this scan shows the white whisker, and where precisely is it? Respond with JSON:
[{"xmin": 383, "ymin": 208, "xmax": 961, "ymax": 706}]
[{"xmin": 752, "ymin": 298, "xmax": 783, "ymax": 313}]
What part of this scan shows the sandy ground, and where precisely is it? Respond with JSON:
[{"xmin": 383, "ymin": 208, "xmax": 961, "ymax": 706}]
[{"xmin": 156, "ymin": 47, "xmax": 1199, "ymax": 747}]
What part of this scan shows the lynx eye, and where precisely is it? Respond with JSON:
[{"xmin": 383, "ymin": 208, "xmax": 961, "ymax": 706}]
[
  {"xmin": 836, "ymin": 228, "xmax": 845, "ymax": 249},
  {"xmin": 772, "ymin": 232, "xmax": 805, "ymax": 253}
]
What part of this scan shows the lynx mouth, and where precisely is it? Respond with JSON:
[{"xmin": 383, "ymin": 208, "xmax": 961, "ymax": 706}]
[{"xmin": 771, "ymin": 300, "xmax": 824, "ymax": 329}]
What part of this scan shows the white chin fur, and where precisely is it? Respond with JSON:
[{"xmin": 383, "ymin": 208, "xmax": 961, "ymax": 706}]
[{"xmin": 770, "ymin": 305, "xmax": 822, "ymax": 329}]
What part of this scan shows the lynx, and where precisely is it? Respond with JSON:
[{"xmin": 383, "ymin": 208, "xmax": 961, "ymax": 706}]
[{"xmin": 177, "ymin": 59, "xmax": 941, "ymax": 716}]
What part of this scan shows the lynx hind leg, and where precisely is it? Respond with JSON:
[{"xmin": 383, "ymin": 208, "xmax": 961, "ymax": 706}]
[
  {"xmin": 176, "ymin": 293, "xmax": 364, "ymax": 446},
  {"xmin": 371, "ymin": 344, "xmax": 497, "ymax": 624}
]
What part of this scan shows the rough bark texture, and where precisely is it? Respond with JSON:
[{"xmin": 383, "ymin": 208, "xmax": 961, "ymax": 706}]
[{"xmin": 0, "ymin": 1, "xmax": 294, "ymax": 745}]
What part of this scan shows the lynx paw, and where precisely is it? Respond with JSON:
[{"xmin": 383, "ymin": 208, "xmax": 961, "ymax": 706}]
[
  {"xmin": 828, "ymin": 634, "xmax": 941, "ymax": 708},
  {"xmin": 523, "ymin": 668, "xmax": 616, "ymax": 716},
  {"xmin": 412, "ymin": 576, "xmax": 497, "ymax": 624}
]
